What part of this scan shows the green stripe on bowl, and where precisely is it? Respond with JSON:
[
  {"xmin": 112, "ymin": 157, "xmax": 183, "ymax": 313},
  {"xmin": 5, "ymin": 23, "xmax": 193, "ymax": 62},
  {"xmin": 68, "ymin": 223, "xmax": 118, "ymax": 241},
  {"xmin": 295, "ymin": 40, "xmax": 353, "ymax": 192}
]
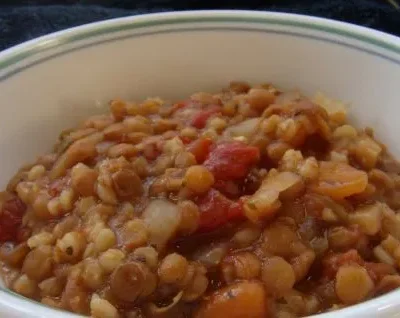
[{"xmin": 0, "ymin": 14, "xmax": 399, "ymax": 73}]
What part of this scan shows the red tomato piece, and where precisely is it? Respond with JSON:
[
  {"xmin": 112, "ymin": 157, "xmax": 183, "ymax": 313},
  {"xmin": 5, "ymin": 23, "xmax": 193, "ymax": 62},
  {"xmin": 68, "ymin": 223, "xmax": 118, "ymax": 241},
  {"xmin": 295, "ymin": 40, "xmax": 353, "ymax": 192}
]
[
  {"xmin": 188, "ymin": 138, "xmax": 213, "ymax": 164},
  {"xmin": 364, "ymin": 262, "xmax": 396, "ymax": 283},
  {"xmin": 143, "ymin": 143, "xmax": 161, "ymax": 161},
  {"xmin": 171, "ymin": 100, "xmax": 190, "ymax": 113},
  {"xmin": 48, "ymin": 176, "xmax": 70, "ymax": 197},
  {"xmin": 0, "ymin": 197, "xmax": 26, "ymax": 242},
  {"xmin": 179, "ymin": 136, "xmax": 192, "ymax": 145},
  {"xmin": 322, "ymin": 249, "xmax": 364, "ymax": 280},
  {"xmin": 204, "ymin": 141, "xmax": 260, "ymax": 180},
  {"xmin": 16, "ymin": 227, "xmax": 31, "ymax": 243},
  {"xmin": 196, "ymin": 189, "xmax": 244, "ymax": 232},
  {"xmin": 190, "ymin": 105, "xmax": 222, "ymax": 129},
  {"xmin": 213, "ymin": 179, "xmax": 240, "ymax": 198}
]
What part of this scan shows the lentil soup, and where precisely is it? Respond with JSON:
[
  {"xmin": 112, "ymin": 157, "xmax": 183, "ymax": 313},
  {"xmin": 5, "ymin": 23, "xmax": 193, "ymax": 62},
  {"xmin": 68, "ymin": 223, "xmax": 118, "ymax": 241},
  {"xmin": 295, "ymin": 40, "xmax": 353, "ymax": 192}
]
[{"xmin": 1, "ymin": 82, "xmax": 400, "ymax": 318}]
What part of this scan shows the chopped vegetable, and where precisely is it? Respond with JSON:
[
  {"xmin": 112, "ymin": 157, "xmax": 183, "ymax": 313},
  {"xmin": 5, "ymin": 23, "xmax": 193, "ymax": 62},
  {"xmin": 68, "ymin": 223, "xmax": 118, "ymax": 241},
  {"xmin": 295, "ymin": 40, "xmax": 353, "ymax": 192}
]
[
  {"xmin": 190, "ymin": 106, "xmax": 222, "ymax": 129},
  {"xmin": 196, "ymin": 189, "xmax": 244, "ymax": 232},
  {"xmin": 0, "ymin": 196, "xmax": 26, "ymax": 242},
  {"xmin": 142, "ymin": 199, "xmax": 181, "ymax": 250},
  {"xmin": 195, "ymin": 281, "xmax": 268, "ymax": 318},
  {"xmin": 188, "ymin": 138, "xmax": 213, "ymax": 163},
  {"xmin": 322, "ymin": 250, "xmax": 364, "ymax": 279},
  {"xmin": 204, "ymin": 141, "xmax": 260, "ymax": 180},
  {"xmin": 244, "ymin": 172, "xmax": 303, "ymax": 224},
  {"xmin": 310, "ymin": 161, "xmax": 368, "ymax": 199},
  {"xmin": 224, "ymin": 117, "xmax": 260, "ymax": 139}
]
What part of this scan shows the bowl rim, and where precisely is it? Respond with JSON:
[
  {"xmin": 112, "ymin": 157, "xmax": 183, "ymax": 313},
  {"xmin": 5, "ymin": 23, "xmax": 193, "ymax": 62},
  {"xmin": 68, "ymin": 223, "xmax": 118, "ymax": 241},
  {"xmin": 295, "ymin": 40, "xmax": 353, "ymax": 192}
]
[
  {"xmin": 0, "ymin": 10, "xmax": 400, "ymax": 80},
  {"xmin": 0, "ymin": 9, "xmax": 399, "ymax": 318}
]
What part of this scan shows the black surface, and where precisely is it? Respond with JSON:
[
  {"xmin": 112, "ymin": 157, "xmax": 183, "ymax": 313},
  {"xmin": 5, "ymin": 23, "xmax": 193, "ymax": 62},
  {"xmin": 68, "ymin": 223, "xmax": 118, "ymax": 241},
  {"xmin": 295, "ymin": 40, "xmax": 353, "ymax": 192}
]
[{"xmin": 0, "ymin": 0, "xmax": 399, "ymax": 51}]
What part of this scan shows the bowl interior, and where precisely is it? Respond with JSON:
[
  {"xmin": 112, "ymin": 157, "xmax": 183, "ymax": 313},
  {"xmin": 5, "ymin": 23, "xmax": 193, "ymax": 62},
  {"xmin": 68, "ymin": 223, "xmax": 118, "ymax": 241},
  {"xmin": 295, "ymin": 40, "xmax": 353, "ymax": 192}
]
[{"xmin": 0, "ymin": 10, "xmax": 400, "ymax": 318}]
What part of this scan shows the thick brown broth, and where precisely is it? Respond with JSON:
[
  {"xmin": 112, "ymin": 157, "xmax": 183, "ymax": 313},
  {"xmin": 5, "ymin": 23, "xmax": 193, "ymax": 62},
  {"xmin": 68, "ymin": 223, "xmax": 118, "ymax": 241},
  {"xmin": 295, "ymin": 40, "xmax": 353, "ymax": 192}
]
[{"xmin": 1, "ymin": 82, "xmax": 400, "ymax": 318}]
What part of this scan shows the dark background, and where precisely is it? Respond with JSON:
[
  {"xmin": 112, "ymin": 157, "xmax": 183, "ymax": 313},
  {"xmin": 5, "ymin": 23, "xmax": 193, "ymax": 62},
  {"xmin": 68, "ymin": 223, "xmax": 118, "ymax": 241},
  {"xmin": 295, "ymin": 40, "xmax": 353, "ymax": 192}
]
[{"xmin": 0, "ymin": 0, "xmax": 399, "ymax": 51}]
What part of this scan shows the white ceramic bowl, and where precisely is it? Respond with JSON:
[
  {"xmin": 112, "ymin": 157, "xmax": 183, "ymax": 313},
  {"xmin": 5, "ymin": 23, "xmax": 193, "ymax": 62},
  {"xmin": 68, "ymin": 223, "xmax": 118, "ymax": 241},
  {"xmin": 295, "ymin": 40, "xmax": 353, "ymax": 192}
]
[{"xmin": 1, "ymin": 10, "xmax": 400, "ymax": 318}]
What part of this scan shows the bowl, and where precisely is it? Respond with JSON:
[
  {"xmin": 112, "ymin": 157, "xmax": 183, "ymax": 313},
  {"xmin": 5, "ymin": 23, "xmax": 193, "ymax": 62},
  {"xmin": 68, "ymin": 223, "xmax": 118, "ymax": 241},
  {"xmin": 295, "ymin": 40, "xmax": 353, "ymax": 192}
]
[{"xmin": 0, "ymin": 10, "xmax": 400, "ymax": 318}]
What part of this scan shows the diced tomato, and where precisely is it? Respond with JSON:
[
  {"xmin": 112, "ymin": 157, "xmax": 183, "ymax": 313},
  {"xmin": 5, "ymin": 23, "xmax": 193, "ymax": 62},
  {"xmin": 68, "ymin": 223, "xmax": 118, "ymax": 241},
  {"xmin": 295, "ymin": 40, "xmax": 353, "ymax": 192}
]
[
  {"xmin": 190, "ymin": 105, "xmax": 222, "ymax": 129},
  {"xmin": 204, "ymin": 141, "xmax": 260, "ymax": 181},
  {"xmin": 196, "ymin": 189, "xmax": 244, "ymax": 232},
  {"xmin": 48, "ymin": 177, "xmax": 69, "ymax": 197},
  {"xmin": 16, "ymin": 227, "xmax": 31, "ymax": 243},
  {"xmin": 48, "ymin": 180, "xmax": 62, "ymax": 197},
  {"xmin": 365, "ymin": 262, "xmax": 396, "ymax": 283},
  {"xmin": 188, "ymin": 138, "xmax": 213, "ymax": 164},
  {"xmin": 171, "ymin": 100, "xmax": 190, "ymax": 113},
  {"xmin": 322, "ymin": 249, "xmax": 364, "ymax": 280},
  {"xmin": 0, "ymin": 197, "xmax": 26, "ymax": 242},
  {"xmin": 322, "ymin": 250, "xmax": 391, "ymax": 283},
  {"xmin": 213, "ymin": 179, "xmax": 240, "ymax": 198},
  {"xmin": 180, "ymin": 136, "xmax": 192, "ymax": 145},
  {"xmin": 143, "ymin": 143, "xmax": 161, "ymax": 161},
  {"xmin": 375, "ymin": 275, "xmax": 400, "ymax": 295}
]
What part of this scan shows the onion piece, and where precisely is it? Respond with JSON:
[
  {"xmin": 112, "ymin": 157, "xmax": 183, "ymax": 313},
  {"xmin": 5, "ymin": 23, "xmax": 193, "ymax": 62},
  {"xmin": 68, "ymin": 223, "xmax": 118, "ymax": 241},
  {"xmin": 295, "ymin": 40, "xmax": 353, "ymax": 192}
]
[
  {"xmin": 223, "ymin": 118, "xmax": 260, "ymax": 139},
  {"xmin": 147, "ymin": 291, "xmax": 183, "ymax": 314},
  {"xmin": 142, "ymin": 199, "xmax": 181, "ymax": 250},
  {"xmin": 193, "ymin": 244, "xmax": 229, "ymax": 269},
  {"xmin": 244, "ymin": 171, "xmax": 304, "ymax": 224},
  {"xmin": 96, "ymin": 141, "xmax": 116, "ymax": 155}
]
